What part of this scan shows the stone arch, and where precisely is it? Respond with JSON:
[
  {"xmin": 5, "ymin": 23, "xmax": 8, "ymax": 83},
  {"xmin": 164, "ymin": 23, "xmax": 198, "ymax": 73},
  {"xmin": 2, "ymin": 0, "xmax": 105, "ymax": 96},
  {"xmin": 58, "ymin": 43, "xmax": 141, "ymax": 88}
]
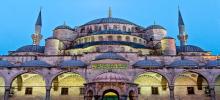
[
  {"xmin": 50, "ymin": 72, "xmax": 86, "ymax": 100},
  {"xmin": 0, "ymin": 72, "xmax": 5, "ymax": 99},
  {"xmin": 172, "ymin": 70, "xmax": 209, "ymax": 85},
  {"xmin": 9, "ymin": 71, "xmax": 46, "ymax": 100},
  {"xmin": 212, "ymin": 73, "xmax": 220, "ymax": 99},
  {"xmin": 49, "ymin": 71, "xmax": 86, "ymax": 84},
  {"xmin": 98, "ymin": 86, "xmax": 122, "ymax": 96},
  {"xmin": 133, "ymin": 71, "xmax": 170, "ymax": 100},
  {"xmin": 173, "ymin": 70, "xmax": 210, "ymax": 100},
  {"xmin": 132, "ymin": 70, "xmax": 171, "ymax": 84}
]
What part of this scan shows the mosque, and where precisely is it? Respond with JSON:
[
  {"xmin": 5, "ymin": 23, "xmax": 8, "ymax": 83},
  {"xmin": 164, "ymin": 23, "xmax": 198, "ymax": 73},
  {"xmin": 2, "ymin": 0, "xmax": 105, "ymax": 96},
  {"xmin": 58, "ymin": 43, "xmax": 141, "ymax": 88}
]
[{"xmin": 0, "ymin": 8, "xmax": 219, "ymax": 100}]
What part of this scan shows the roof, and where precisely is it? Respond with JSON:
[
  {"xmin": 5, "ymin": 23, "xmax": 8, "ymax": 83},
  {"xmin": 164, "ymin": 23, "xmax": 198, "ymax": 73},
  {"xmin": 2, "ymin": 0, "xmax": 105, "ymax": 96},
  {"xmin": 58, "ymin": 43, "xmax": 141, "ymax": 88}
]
[
  {"xmin": 71, "ymin": 41, "xmax": 148, "ymax": 49},
  {"xmin": 20, "ymin": 60, "xmax": 51, "ymax": 67},
  {"xmin": 93, "ymin": 72, "xmax": 129, "ymax": 82},
  {"xmin": 133, "ymin": 59, "xmax": 162, "ymax": 68},
  {"xmin": 94, "ymin": 52, "xmax": 127, "ymax": 61},
  {"xmin": 169, "ymin": 59, "xmax": 198, "ymax": 68},
  {"xmin": 54, "ymin": 24, "xmax": 73, "ymax": 30},
  {"xmin": 176, "ymin": 45, "xmax": 204, "ymax": 52},
  {"xmin": 35, "ymin": 10, "xmax": 42, "ymax": 26},
  {"xmin": 178, "ymin": 9, "xmax": 185, "ymax": 25},
  {"xmin": 93, "ymin": 29, "xmax": 130, "ymax": 35},
  {"xmin": 0, "ymin": 60, "xmax": 13, "ymax": 67},
  {"xmin": 82, "ymin": 17, "xmax": 137, "ymax": 26},
  {"xmin": 146, "ymin": 25, "xmax": 166, "ymax": 30},
  {"xmin": 15, "ymin": 45, "xmax": 45, "ymax": 53},
  {"xmin": 206, "ymin": 59, "xmax": 220, "ymax": 67},
  {"xmin": 59, "ymin": 60, "xmax": 87, "ymax": 68}
]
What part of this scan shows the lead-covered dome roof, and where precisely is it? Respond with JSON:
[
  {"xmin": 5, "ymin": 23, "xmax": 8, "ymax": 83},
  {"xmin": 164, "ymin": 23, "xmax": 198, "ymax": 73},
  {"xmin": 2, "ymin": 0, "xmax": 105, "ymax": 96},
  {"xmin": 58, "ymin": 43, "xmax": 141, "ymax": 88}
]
[
  {"xmin": 83, "ymin": 17, "xmax": 137, "ymax": 26},
  {"xmin": 146, "ymin": 25, "xmax": 166, "ymax": 30},
  {"xmin": 15, "ymin": 45, "xmax": 45, "ymax": 53},
  {"xmin": 206, "ymin": 59, "xmax": 220, "ymax": 67},
  {"xmin": 59, "ymin": 60, "xmax": 87, "ymax": 68},
  {"xmin": 170, "ymin": 59, "xmax": 199, "ymax": 68},
  {"xmin": 176, "ymin": 45, "xmax": 204, "ymax": 52},
  {"xmin": 93, "ymin": 72, "xmax": 129, "ymax": 82},
  {"xmin": 94, "ymin": 52, "xmax": 127, "ymax": 61},
  {"xmin": 0, "ymin": 60, "xmax": 13, "ymax": 67},
  {"xmin": 54, "ymin": 24, "xmax": 73, "ymax": 30},
  {"xmin": 133, "ymin": 59, "xmax": 162, "ymax": 68},
  {"xmin": 20, "ymin": 60, "xmax": 51, "ymax": 67}
]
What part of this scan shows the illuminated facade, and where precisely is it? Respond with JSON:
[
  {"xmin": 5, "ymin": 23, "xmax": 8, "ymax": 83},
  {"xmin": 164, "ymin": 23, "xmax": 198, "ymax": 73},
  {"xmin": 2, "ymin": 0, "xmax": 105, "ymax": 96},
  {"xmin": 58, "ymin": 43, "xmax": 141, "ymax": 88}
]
[{"xmin": 0, "ymin": 8, "xmax": 219, "ymax": 100}]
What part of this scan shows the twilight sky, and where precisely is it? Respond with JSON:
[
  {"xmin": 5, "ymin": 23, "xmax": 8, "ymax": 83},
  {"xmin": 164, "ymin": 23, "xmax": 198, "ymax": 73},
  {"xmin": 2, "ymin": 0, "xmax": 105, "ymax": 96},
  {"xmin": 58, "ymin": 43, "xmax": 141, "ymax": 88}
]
[{"xmin": 0, "ymin": 0, "xmax": 219, "ymax": 55}]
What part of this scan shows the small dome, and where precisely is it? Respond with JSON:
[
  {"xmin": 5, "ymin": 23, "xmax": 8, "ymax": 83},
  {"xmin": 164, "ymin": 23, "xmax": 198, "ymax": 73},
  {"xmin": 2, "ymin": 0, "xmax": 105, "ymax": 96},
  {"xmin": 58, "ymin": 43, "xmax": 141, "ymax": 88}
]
[
  {"xmin": 133, "ymin": 59, "xmax": 161, "ymax": 68},
  {"xmin": 20, "ymin": 60, "xmax": 51, "ymax": 67},
  {"xmin": 206, "ymin": 59, "xmax": 220, "ymax": 67},
  {"xmin": 0, "ymin": 60, "xmax": 13, "ymax": 67},
  {"xmin": 83, "ymin": 17, "xmax": 137, "ymax": 26},
  {"xmin": 59, "ymin": 60, "xmax": 87, "ymax": 68},
  {"xmin": 94, "ymin": 52, "xmax": 127, "ymax": 61},
  {"xmin": 54, "ymin": 24, "xmax": 73, "ymax": 30},
  {"xmin": 170, "ymin": 59, "xmax": 198, "ymax": 68},
  {"xmin": 93, "ymin": 72, "xmax": 129, "ymax": 82},
  {"xmin": 146, "ymin": 25, "xmax": 166, "ymax": 30},
  {"xmin": 93, "ymin": 29, "xmax": 130, "ymax": 35},
  {"xmin": 15, "ymin": 45, "xmax": 44, "ymax": 53},
  {"xmin": 176, "ymin": 45, "xmax": 204, "ymax": 52}
]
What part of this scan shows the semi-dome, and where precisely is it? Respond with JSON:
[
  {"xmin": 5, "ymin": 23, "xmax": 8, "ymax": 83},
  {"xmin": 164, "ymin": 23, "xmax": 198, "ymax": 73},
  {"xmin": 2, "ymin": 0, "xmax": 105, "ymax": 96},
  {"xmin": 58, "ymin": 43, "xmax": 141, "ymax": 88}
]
[
  {"xmin": 133, "ymin": 59, "xmax": 162, "ymax": 68},
  {"xmin": 94, "ymin": 52, "xmax": 127, "ymax": 61},
  {"xmin": 93, "ymin": 29, "xmax": 130, "ymax": 35},
  {"xmin": 146, "ymin": 25, "xmax": 166, "ymax": 30},
  {"xmin": 20, "ymin": 60, "xmax": 51, "ymax": 67},
  {"xmin": 170, "ymin": 59, "xmax": 198, "ymax": 68},
  {"xmin": 83, "ymin": 17, "xmax": 137, "ymax": 26},
  {"xmin": 206, "ymin": 59, "xmax": 220, "ymax": 67},
  {"xmin": 0, "ymin": 60, "xmax": 13, "ymax": 67},
  {"xmin": 15, "ymin": 45, "xmax": 45, "ymax": 53},
  {"xmin": 59, "ymin": 60, "xmax": 87, "ymax": 68},
  {"xmin": 54, "ymin": 24, "xmax": 73, "ymax": 30},
  {"xmin": 93, "ymin": 72, "xmax": 129, "ymax": 82},
  {"xmin": 176, "ymin": 45, "xmax": 204, "ymax": 52}
]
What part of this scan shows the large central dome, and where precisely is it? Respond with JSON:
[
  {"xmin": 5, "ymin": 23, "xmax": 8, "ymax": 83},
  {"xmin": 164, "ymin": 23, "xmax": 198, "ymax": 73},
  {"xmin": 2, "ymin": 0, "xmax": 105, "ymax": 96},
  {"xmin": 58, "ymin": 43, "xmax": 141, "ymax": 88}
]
[{"xmin": 82, "ymin": 17, "xmax": 137, "ymax": 26}]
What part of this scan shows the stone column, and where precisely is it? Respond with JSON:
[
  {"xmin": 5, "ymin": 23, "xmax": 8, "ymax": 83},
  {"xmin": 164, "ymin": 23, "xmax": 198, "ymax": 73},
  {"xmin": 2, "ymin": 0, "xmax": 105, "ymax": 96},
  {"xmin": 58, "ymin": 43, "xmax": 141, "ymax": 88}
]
[
  {"xmin": 45, "ymin": 86, "xmax": 51, "ymax": 100},
  {"xmin": 210, "ymin": 86, "xmax": 216, "ymax": 100},
  {"xmin": 94, "ymin": 95, "xmax": 101, "ymax": 100},
  {"xmin": 4, "ymin": 86, "xmax": 11, "ymax": 100},
  {"xmin": 169, "ymin": 85, "xmax": 175, "ymax": 100}
]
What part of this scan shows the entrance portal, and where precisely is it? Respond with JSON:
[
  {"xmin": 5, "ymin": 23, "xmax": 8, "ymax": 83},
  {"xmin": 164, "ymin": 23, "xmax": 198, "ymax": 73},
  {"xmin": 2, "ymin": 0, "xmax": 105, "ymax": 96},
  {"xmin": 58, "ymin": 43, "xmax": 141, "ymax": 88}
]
[{"xmin": 102, "ymin": 89, "xmax": 119, "ymax": 100}]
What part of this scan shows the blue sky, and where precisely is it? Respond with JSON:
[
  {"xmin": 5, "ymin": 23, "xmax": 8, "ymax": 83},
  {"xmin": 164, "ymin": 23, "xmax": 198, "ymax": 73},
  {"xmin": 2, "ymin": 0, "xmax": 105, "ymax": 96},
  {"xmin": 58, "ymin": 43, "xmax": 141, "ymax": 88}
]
[{"xmin": 0, "ymin": 0, "xmax": 219, "ymax": 55}]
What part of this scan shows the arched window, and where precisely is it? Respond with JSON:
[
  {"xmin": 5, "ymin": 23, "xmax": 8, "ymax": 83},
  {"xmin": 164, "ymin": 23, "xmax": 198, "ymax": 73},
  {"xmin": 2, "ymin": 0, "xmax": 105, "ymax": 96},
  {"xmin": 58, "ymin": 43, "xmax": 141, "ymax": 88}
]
[
  {"xmin": 94, "ymin": 26, "xmax": 98, "ymax": 32},
  {"xmin": 91, "ymin": 36, "xmax": 95, "ymax": 42},
  {"xmin": 98, "ymin": 36, "xmax": 104, "ymax": 41},
  {"xmin": 121, "ymin": 47, "xmax": 125, "ymax": 52},
  {"xmin": 133, "ymin": 38, "xmax": 137, "ymax": 43},
  {"xmin": 131, "ymin": 27, "xmax": 135, "ymax": 32},
  {"xmin": 84, "ymin": 38, "xmax": 88, "ymax": 42},
  {"xmin": 113, "ymin": 25, "xmax": 117, "ymax": 30},
  {"xmin": 98, "ymin": 26, "xmax": 102, "ymax": 31},
  {"xmin": 108, "ymin": 46, "xmax": 113, "ymax": 51},
  {"xmin": 139, "ymin": 39, "xmax": 142, "ymax": 43},
  {"xmin": 104, "ymin": 25, "xmax": 108, "ymax": 30},
  {"xmin": 117, "ymin": 36, "xmax": 122, "ymax": 41},
  {"xmin": 108, "ymin": 36, "xmax": 113, "ymax": 41},
  {"xmin": 126, "ymin": 36, "xmax": 130, "ymax": 42},
  {"xmin": 123, "ymin": 26, "xmax": 126, "ymax": 31}
]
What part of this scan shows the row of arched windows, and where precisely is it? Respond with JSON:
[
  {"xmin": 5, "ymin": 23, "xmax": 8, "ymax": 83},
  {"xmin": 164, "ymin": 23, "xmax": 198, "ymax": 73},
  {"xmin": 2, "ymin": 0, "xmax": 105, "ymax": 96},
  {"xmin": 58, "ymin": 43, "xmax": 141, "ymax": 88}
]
[
  {"xmin": 76, "ymin": 35, "xmax": 146, "ymax": 45},
  {"xmin": 81, "ymin": 25, "xmax": 136, "ymax": 33}
]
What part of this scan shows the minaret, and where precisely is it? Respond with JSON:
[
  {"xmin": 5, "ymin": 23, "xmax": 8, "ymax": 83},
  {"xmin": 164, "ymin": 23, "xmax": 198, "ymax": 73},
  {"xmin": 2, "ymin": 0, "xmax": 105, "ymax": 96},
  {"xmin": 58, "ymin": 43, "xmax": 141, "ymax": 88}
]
[
  {"xmin": 32, "ymin": 9, "xmax": 43, "ymax": 45},
  {"xmin": 108, "ymin": 7, "xmax": 112, "ymax": 18},
  {"xmin": 177, "ymin": 8, "xmax": 188, "ymax": 46}
]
